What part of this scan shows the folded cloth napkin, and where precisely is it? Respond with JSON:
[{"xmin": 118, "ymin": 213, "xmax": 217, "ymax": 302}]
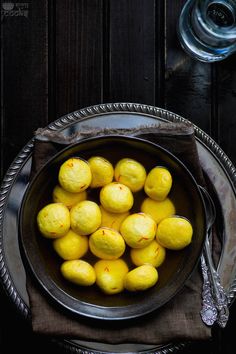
[{"xmin": 26, "ymin": 121, "xmax": 213, "ymax": 346}]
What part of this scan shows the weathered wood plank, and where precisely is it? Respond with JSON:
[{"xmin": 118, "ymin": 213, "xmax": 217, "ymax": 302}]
[
  {"xmin": 164, "ymin": 0, "xmax": 212, "ymax": 134},
  {"xmin": 55, "ymin": 0, "xmax": 103, "ymax": 118},
  {"xmin": 216, "ymin": 57, "xmax": 236, "ymax": 166},
  {"xmin": 1, "ymin": 1, "xmax": 48, "ymax": 178},
  {"xmin": 107, "ymin": 0, "xmax": 156, "ymax": 105}
]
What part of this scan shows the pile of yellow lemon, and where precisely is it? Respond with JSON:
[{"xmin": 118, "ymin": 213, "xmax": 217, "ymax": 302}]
[{"xmin": 37, "ymin": 156, "xmax": 193, "ymax": 295}]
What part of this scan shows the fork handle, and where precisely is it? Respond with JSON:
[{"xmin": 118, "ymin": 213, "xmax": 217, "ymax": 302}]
[
  {"xmin": 204, "ymin": 238, "xmax": 229, "ymax": 328},
  {"xmin": 200, "ymin": 254, "xmax": 218, "ymax": 326}
]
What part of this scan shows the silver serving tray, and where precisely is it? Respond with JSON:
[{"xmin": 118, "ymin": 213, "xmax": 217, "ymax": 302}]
[{"xmin": 1, "ymin": 103, "xmax": 236, "ymax": 354}]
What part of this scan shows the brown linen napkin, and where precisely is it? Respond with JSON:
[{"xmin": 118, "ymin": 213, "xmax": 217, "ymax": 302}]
[{"xmin": 27, "ymin": 122, "xmax": 212, "ymax": 345}]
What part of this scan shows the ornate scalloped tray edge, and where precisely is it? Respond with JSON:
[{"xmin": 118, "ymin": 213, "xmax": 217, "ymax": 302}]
[{"xmin": 1, "ymin": 102, "xmax": 236, "ymax": 354}]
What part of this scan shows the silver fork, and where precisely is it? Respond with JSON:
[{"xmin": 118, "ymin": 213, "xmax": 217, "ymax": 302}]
[{"xmin": 199, "ymin": 186, "xmax": 229, "ymax": 328}]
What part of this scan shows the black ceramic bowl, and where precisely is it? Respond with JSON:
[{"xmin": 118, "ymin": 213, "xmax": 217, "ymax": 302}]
[{"xmin": 19, "ymin": 135, "xmax": 206, "ymax": 320}]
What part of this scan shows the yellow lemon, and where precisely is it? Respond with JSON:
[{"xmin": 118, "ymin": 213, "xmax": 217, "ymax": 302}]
[
  {"xmin": 114, "ymin": 158, "xmax": 147, "ymax": 192},
  {"xmin": 61, "ymin": 260, "xmax": 96, "ymax": 286},
  {"xmin": 52, "ymin": 185, "xmax": 87, "ymax": 209},
  {"xmin": 120, "ymin": 213, "xmax": 156, "ymax": 248},
  {"xmin": 88, "ymin": 156, "xmax": 114, "ymax": 188},
  {"xmin": 70, "ymin": 200, "xmax": 101, "ymax": 235},
  {"xmin": 100, "ymin": 206, "xmax": 129, "ymax": 231},
  {"xmin": 124, "ymin": 264, "xmax": 158, "ymax": 291},
  {"xmin": 130, "ymin": 240, "xmax": 166, "ymax": 268},
  {"xmin": 89, "ymin": 227, "xmax": 126, "ymax": 260},
  {"xmin": 94, "ymin": 259, "xmax": 129, "ymax": 294},
  {"xmin": 141, "ymin": 197, "xmax": 175, "ymax": 224},
  {"xmin": 144, "ymin": 167, "xmax": 172, "ymax": 201},
  {"xmin": 53, "ymin": 229, "xmax": 88, "ymax": 260},
  {"xmin": 37, "ymin": 203, "xmax": 70, "ymax": 238},
  {"xmin": 156, "ymin": 216, "xmax": 193, "ymax": 250},
  {"xmin": 58, "ymin": 157, "xmax": 92, "ymax": 193},
  {"xmin": 100, "ymin": 182, "xmax": 134, "ymax": 213}
]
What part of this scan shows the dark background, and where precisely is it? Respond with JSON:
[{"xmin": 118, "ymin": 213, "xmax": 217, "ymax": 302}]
[{"xmin": 1, "ymin": 0, "xmax": 236, "ymax": 353}]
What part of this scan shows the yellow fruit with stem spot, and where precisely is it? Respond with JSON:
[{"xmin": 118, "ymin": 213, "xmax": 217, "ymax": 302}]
[
  {"xmin": 52, "ymin": 185, "xmax": 87, "ymax": 209},
  {"xmin": 124, "ymin": 264, "xmax": 158, "ymax": 291},
  {"xmin": 144, "ymin": 166, "xmax": 172, "ymax": 201},
  {"xmin": 130, "ymin": 240, "xmax": 166, "ymax": 268},
  {"xmin": 120, "ymin": 212, "xmax": 156, "ymax": 248},
  {"xmin": 114, "ymin": 158, "xmax": 146, "ymax": 192},
  {"xmin": 94, "ymin": 259, "xmax": 129, "ymax": 294},
  {"xmin": 89, "ymin": 227, "xmax": 126, "ymax": 260},
  {"xmin": 61, "ymin": 260, "xmax": 96, "ymax": 286},
  {"xmin": 100, "ymin": 182, "xmax": 134, "ymax": 213},
  {"xmin": 100, "ymin": 205, "xmax": 129, "ymax": 231},
  {"xmin": 58, "ymin": 157, "xmax": 92, "ymax": 193},
  {"xmin": 141, "ymin": 197, "xmax": 175, "ymax": 224},
  {"xmin": 88, "ymin": 156, "xmax": 114, "ymax": 188},
  {"xmin": 37, "ymin": 203, "xmax": 70, "ymax": 239},
  {"xmin": 70, "ymin": 200, "xmax": 101, "ymax": 235},
  {"xmin": 156, "ymin": 216, "xmax": 193, "ymax": 250},
  {"xmin": 53, "ymin": 229, "xmax": 88, "ymax": 260}
]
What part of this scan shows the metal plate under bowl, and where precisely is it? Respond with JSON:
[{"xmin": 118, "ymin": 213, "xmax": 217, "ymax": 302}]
[{"xmin": 1, "ymin": 103, "xmax": 236, "ymax": 353}]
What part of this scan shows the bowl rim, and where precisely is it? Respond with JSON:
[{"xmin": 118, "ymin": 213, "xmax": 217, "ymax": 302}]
[{"xmin": 19, "ymin": 134, "xmax": 207, "ymax": 320}]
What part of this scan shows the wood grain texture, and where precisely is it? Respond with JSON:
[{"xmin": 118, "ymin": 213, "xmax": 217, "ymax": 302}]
[
  {"xmin": 164, "ymin": 0, "xmax": 212, "ymax": 134},
  {"xmin": 1, "ymin": 0, "xmax": 48, "ymax": 178},
  {"xmin": 1, "ymin": 0, "xmax": 236, "ymax": 352},
  {"xmin": 106, "ymin": 0, "xmax": 156, "ymax": 104},
  {"xmin": 216, "ymin": 56, "xmax": 236, "ymax": 166},
  {"xmin": 55, "ymin": 0, "xmax": 103, "ymax": 118}
]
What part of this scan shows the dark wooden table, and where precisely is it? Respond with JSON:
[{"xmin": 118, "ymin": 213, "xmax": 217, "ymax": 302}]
[{"xmin": 1, "ymin": 1, "xmax": 236, "ymax": 353}]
